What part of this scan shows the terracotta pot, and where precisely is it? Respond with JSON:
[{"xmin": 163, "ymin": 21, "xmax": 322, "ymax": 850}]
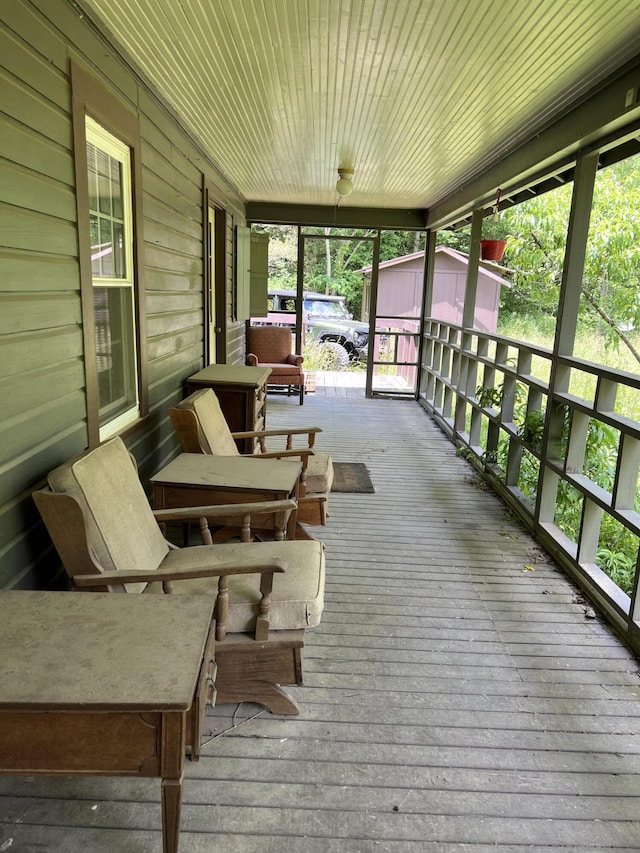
[{"xmin": 480, "ymin": 239, "xmax": 507, "ymax": 261}]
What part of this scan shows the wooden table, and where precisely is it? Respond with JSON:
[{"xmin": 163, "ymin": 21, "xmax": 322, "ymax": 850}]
[
  {"xmin": 151, "ymin": 453, "xmax": 302, "ymax": 539},
  {"xmin": 185, "ymin": 364, "xmax": 272, "ymax": 453},
  {"xmin": 0, "ymin": 591, "xmax": 216, "ymax": 853}
]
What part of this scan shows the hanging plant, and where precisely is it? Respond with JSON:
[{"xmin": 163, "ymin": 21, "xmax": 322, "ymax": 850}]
[{"xmin": 481, "ymin": 188, "xmax": 509, "ymax": 261}]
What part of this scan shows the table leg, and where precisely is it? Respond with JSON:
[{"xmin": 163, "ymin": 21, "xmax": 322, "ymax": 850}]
[
  {"xmin": 161, "ymin": 711, "xmax": 187, "ymax": 852},
  {"xmin": 161, "ymin": 775, "xmax": 183, "ymax": 853}
]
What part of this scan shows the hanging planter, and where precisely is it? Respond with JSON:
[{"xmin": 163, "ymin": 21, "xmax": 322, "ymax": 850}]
[
  {"xmin": 480, "ymin": 239, "xmax": 507, "ymax": 261},
  {"xmin": 481, "ymin": 188, "xmax": 509, "ymax": 262}
]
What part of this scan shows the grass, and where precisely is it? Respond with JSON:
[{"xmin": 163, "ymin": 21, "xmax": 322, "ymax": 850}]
[{"xmin": 497, "ymin": 315, "xmax": 640, "ymax": 421}]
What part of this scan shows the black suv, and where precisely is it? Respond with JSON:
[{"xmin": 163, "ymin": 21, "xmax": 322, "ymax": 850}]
[{"xmin": 253, "ymin": 289, "xmax": 369, "ymax": 367}]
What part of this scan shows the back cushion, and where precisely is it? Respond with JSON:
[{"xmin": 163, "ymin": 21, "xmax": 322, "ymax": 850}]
[
  {"xmin": 47, "ymin": 437, "xmax": 169, "ymax": 587},
  {"xmin": 177, "ymin": 389, "xmax": 239, "ymax": 456},
  {"xmin": 247, "ymin": 326, "xmax": 292, "ymax": 362}
]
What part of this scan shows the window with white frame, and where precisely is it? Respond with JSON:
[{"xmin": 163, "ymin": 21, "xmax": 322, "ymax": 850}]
[{"xmin": 85, "ymin": 116, "xmax": 139, "ymax": 440}]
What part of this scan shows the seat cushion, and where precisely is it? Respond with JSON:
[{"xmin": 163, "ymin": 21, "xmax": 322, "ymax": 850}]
[
  {"xmin": 306, "ymin": 452, "xmax": 334, "ymax": 495},
  {"xmin": 262, "ymin": 363, "xmax": 303, "ymax": 379},
  {"xmin": 148, "ymin": 540, "xmax": 325, "ymax": 633},
  {"xmin": 47, "ymin": 437, "xmax": 169, "ymax": 592}
]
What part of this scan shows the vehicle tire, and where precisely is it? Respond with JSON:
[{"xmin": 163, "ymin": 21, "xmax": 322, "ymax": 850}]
[{"xmin": 318, "ymin": 341, "xmax": 350, "ymax": 370}]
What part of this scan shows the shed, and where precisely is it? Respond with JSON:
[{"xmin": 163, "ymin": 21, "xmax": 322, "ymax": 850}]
[{"xmin": 361, "ymin": 246, "xmax": 511, "ymax": 333}]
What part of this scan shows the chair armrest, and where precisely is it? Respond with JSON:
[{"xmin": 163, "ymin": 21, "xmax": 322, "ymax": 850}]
[
  {"xmin": 152, "ymin": 498, "xmax": 297, "ymax": 523},
  {"xmin": 241, "ymin": 448, "xmax": 311, "ymax": 461},
  {"xmin": 153, "ymin": 499, "xmax": 297, "ymax": 544},
  {"xmin": 232, "ymin": 426, "xmax": 322, "ymax": 438},
  {"xmin": 72, "ymin": 561, "xmax": 285, "ymax": 588},
  {"xmin": 246, "ymin": 353, "xmax": 259, "ymax": 367},
  {"xmin": 74, "ymin": 560, "xmax": 286, "ymax": 642},
  {"xmin": 232, "ymin": 426, "xmax": 322, "ymax": 454},
  {"xmin": 285, "ymin": 354, "xmax": 304, "ymax": 367}
]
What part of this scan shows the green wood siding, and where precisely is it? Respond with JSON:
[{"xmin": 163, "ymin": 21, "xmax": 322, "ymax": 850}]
[{"xmin": 0, "ymin": 0, "xmax": 247, "ymax": 590}]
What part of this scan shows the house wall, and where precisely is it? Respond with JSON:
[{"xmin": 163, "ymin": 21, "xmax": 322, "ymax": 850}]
[
  {"xmin": 375, "ymin": 259, "xmax": 424, "ymax": 317},
  {"xmin": 369, "ymin": 251, "xmax": 502, "ymax": 334},
  {"xmin": 474, "ymin": 272, "xmax": 501, "ymax": 333},
  {"xmin": 1, "ymin": 0, "xmax": 247, "ymax": 590},
  {"xmin": 430, "ymin": 254, "xmax": 501, "ymax": 333},
  {"xmin": 431, "ymin": 270, "xmax": 465, "ymax": 326}
]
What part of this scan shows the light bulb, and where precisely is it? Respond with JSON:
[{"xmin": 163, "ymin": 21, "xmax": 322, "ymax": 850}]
[{"xmin": 336, "ymin": 169, "xmax": 354, "ymax": 196}]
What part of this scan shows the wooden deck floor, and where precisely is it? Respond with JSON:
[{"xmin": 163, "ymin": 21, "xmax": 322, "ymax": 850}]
[{"xmin": 2, "ymin": 393, "xmax": 640, "ymax": 851}]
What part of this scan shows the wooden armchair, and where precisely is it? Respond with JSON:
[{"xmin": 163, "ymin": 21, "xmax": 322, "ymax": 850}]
[
  {"xmin": 246, "ymin": 324, "xmax": 305, "ymax": 404},
  {"xmin": 33, "ymin": 436, "xmax": 325, "ymax": 717},
  {"xmin": 169, "ymin": 388, "xmax": 333, "ymax": 527}
]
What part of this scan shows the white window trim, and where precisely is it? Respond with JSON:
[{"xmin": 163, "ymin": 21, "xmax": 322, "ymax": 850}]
[{"xmin": 85, "ymin": 116, "xmax": 140, "ymax": 441}]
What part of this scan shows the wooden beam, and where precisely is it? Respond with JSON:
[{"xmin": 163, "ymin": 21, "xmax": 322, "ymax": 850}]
[{"xmin": 246, "ymin": 203, "xmax": 427, "ymax": 230}]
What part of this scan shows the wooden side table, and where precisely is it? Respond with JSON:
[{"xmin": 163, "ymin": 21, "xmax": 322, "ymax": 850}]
[
  {"xmin": 0, "ymin": 591, "xmax": 216, "ymax": 853},
  {"xmin": 151, "ymin": 453, "xmax": 302, "ymax": 540},
  {"xmin": 185, "ymin": 364, "xmax": 271, "ymax": 453}
]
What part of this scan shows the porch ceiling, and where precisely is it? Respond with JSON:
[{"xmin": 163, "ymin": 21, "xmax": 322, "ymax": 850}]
[{"xmin": 77, "ymin": 0, "xmax": 640, "ymax": 215}]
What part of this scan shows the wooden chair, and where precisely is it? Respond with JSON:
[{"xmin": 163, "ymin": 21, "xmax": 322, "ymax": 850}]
[
  {"xmin": 246, "ymin": 325, "xmax": 305, "ymax": 404},
  {"xmin": 33, "ymin": 436, "xmax": 325, "ymax": 717},
  {"xmin": 169, "ymin": 388, "xmax": 333, "ymax": 527}
]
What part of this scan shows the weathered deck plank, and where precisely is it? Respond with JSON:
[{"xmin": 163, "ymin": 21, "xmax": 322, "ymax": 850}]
[{"xmin": 1, "ymin": 391, "xmax": 640, "ymax": 851}]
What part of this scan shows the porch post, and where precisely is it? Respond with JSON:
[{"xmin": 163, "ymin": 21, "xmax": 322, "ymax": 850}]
[
  {"xmin": 421, "ymin": 228, "xmax": 436, "ymax": 320},
  {"xmin": 552, "ymin": 150, "xmax": 600, "ymax": 364},
  {"xmin": 418, "ymin": 230, "xmax": 436, "ymax": 401},
  {"xmin": 365, "ymin": 231, "xmax": 381, "ymax": 399},
  {"xmin": 537, "ymin": 150, "xmax": 599, "ymax": 525},
  {"xmin": 295, "ymin": 226, "xmax": 304, "ymax": 354},
  {"xmin": 462, "ymin": 209, "xmax": 483, "ymax": 330},
  {"xmin": 452, "ymin": 210, "xmax": 483, "ymax": 433}
]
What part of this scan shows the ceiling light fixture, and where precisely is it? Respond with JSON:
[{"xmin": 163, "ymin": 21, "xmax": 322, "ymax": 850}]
[{"xmin": 336, "ymin": 168, "xmax": 354, "ymax": 197}]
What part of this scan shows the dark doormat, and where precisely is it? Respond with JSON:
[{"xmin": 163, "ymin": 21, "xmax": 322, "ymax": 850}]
[{"xmin": 331, "ymin": 462, "xmax": 375, "ymax": 493}]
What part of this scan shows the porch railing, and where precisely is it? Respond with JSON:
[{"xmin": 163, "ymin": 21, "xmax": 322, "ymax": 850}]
[{"xmin": 419, "ymin": 319, "xmax": 640, "ymax": 653}]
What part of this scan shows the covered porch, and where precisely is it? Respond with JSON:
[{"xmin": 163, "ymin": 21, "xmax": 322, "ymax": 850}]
[{"xmin": 2, "ymin": 392, "xmax": 639, "ymax": 851}]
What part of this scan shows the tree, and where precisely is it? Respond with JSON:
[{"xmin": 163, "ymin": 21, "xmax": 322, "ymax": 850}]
[
  {"xmin": 252, "ymin": 224, "xmax": 298, "ymax": 288},
  {"xmin": 252, "ymin": 225, "xmax": 425, "ymax": 318},
  {"xmin": 498, "ymin": 155, "xmax": 640, "ymax": 364},
  {"xmin": 435, "ymin": 225, "xmax": 472, "ymax": 253}
]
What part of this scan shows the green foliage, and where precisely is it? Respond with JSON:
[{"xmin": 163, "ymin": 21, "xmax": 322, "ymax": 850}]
[
  {"xmin": 256, "ymin": 225, "xmax": 425, "ymax": 319},
  {"xmin": 497, "ymin": 312, "xmax": 558, "ymax": 341},
  {"xmin": 596, "ymin": 548, "xmax": 635, "ymax": 595},
  {"xmin": 476, "ymin": 384, "xmax": 503, "ymax": 409},
  {"xmin": 516, "ymin": 449, "xmax": 540, "ymax": 501},
  {"xmin": 582, "ymin": 421, "xmax": 619, "ymax": 491},
  {"xmin": 518, "ymin": 410, "xmax": 545, "ymax": 452},
  {"xmin": 596, "ymin": 513, "xmax": 638, "ymax": 596},
  {"xmin": 302, "ymin": 339, "xmax": 365, "ymax": 373},
  {"xmin": 481, "ymin": 215, "xmax": 511, "ymax": 241},
  {"xmin": 497, "ymin": 184, "xmax": 571, "ymax": 318},
  {"xmin": 436, "ymin": 226, "xmax": 471, "ymax": 253},
  {"xmin": 498, "ymin": 154, "xmax": 640, "ymax": 365}
]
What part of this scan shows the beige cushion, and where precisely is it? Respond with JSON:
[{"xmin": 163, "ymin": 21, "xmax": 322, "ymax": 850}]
[
  {"xmin": 261, "ymin": 366, "xmax": 304, "ymax": 383},
  {"xmin": 47, "ymin": 437, "xmax": 170, "ymax": 593},
  {"xmin": 175, "ymin": 389, "xmax": 239, "ymax": 456},
  {"xmin": 306, "ymin": 452, "xmax": 334, "ymax": 495},
  {"xmin": 147, "ymin": 540, "xmax": 325, "ymax": 633}
]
